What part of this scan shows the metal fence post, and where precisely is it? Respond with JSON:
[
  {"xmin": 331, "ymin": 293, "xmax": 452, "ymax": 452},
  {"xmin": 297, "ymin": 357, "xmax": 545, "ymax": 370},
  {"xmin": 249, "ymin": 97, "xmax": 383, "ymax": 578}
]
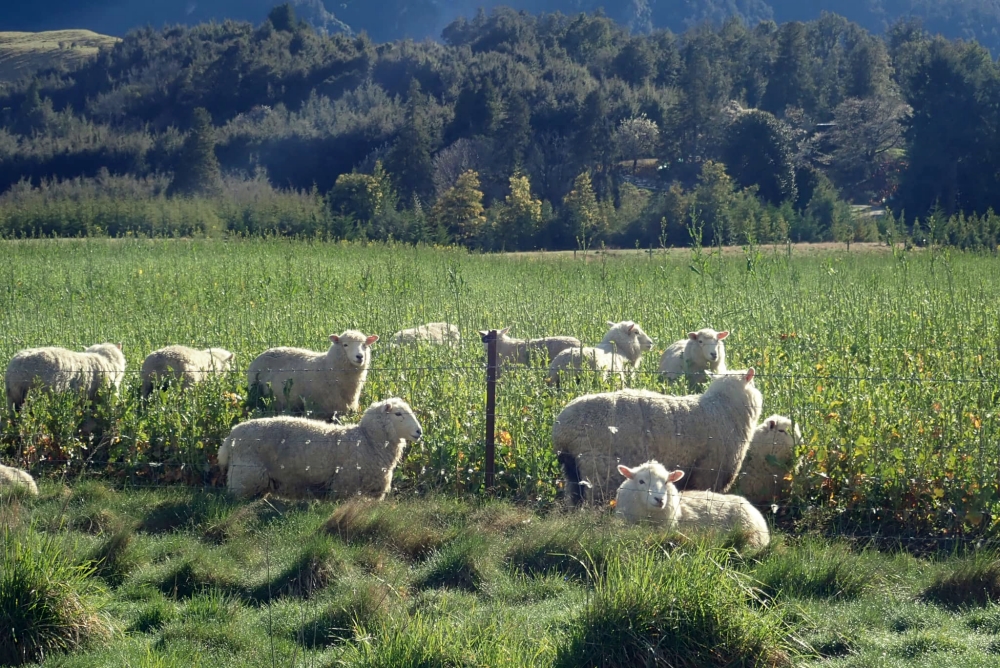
[{"xmin": 483, "ymin": 329, "xmax": 498, "ymax": 491}]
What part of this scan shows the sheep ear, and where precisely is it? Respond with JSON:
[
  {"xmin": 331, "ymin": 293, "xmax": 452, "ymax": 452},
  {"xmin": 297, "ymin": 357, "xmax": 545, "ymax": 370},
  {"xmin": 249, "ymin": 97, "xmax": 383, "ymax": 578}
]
[
  {"xmin": 384, "ymin": 402, "xmax": 393, "ymax": 413},
  {"xmin": 627, "ymin": 323, "xmax": 636, "ymax": 333},
  {"xmin": 717, "ymin": 331, "xmax": 729, "ymax": 340},
  {"xmin": 500, "ymin": 326, "xmax": 512, "ymax": 336},
  {"xmin": 667, "ymin": 470, "xmax": 685, "ymax": 483},
  {"xmin": 329, "ymin": 334, "xmax": 340, "ymax": 343},
  {"xmin": 745, "ymin": 368, "xmax": 756, "ymax": 383},
  {"xmin": 478, "ymin": 330, "xmax": 489, "ymax": 339},
  {"xmin": 688, "ymin": 332, "xmax": 698, "ymax": 340},
  {"xmin": 224, "ymin": 351, "xmax": 235, "ymax": 361},
  {"xmin": 365, "ymin": 335, "xmax": 379, "ymax": 346},
  {"xmin": 617, "ymin": 464, "xmax": 634, "ymax": 479},
  {"xmin": 768, "ymin": 419, "xmax": 776, "ymax": 429},
  {"xmin": 116, "ymin": 342, "xmax": 123, "ymax": 351},
  {"xmin": 607, "ymin": 321, "xmax": 616, "ymax": 327}
]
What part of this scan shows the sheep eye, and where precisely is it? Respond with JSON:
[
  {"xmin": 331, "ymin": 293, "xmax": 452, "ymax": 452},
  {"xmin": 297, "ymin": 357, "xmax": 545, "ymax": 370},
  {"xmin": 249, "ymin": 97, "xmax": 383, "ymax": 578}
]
[
  {"xmin": 778, "ymin": 429, "xmax": 786, "ymax": 433},
  {"xmin": 639, "ymin": 480, "xmax": 645, "ymax": 485},
  {"xmin": 394, "ymin": 412, "xmax": 402, "ymax": 416}
]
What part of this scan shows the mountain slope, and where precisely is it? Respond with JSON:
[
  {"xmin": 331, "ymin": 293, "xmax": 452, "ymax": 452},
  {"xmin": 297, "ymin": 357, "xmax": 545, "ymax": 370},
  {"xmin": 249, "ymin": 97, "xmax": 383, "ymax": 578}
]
[{"xmin": 0, "ymin": 30, "xmax": 120, "ymax": 83}]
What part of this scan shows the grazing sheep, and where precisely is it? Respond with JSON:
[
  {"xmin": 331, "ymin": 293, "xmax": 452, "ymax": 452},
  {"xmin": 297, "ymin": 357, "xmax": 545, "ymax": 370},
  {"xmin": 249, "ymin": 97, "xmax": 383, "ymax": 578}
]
[
  {"xmin": 478, "ymin": 326, "xmax": 581, "ymax": 375},
  {"xmin": 392, "ymin": 322, "xmax": 461, "ymax": 345},
  {"xmin": 553, "ymin": 368, "xmax": 763, "ymax": 505},
  {"xmin": 217, "ymin": 397, "xmax": 422, "ymax": 500},
  {"xmin": 547, "ymin": 321, "xmax": 655, "ymax": 385},
  {"xmin": 5, "ymin": 343, "xmax": 126, "ymax": 410},
  {"xmin": 0, "ymin": 463, "xmax": 39, "ymax": 496},
  {"xmin": 736, "ymin": 415, "xmax": 802, "ymax": 505},
  {"xmin": 247, "ymin": 330, "xmax": 378, "ymax": 420},
  {"xmin": 615, "ymin": 460, "xmax": 770, "ymax": 550},
  {"xmin": 140, "ymin": 345, "xmax": 234, "ymax": 397},
  {"xmin": 658, "ymin": 328, "xmax": 729, "ymax": 386}
]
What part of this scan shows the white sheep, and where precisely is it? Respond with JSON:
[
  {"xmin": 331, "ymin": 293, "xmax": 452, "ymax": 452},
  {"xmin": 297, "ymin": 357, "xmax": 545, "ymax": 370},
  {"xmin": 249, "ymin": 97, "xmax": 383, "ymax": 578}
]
[
  {"xmin": 658, "ymin": 328, "xmax": 729, "ymax": 386},
  {"xmin": 392, "ymin": 322, "xmax": 461, "ymax": 345},
  {"xmin": 247, "ymin": 330, "xmax": 378, "ymax": 420},
  {"xmin": 5, "ymin": 343, "xmax": 126, "ymax": 410},
  {"xmin": 552, "ymin": 368, "xmax": 763, "ymax": 505},
  {"xmin": 547, "ymin": 321, "xmax": 654, "ymax": 385},
  {"xmin": 478, "ymin": 326, "xmax": 581, "ymax": 375},
  {"xmin": 217, "ymin": 397, "xmax": 422, "ymax": 500},
  {"xmin": 736, "ymin": 415, "xmax": 802, "ymax": 506},
  {"xmin": 0, "ymin": 463, "xmax": 39, "ymax": 496},
  {"xmin": 615, "ymin": 460, "xmax": 770, "ymax": 550},
  {"xmin": 140, "ymin": 345, "xmax": 234, "ymax": 397}
]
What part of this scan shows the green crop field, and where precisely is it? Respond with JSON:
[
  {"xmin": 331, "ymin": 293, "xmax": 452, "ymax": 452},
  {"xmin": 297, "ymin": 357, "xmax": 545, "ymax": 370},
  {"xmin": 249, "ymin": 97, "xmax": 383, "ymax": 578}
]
[{"xmin": 2, "ymin": 238, "xmax": 1000, "ymax": 666}]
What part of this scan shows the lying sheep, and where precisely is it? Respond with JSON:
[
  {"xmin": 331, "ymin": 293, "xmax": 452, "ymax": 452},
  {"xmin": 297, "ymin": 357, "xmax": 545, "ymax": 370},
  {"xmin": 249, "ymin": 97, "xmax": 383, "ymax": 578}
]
[
  {"xmin": 615, "ymin": 460, "xmax": 770, "ymax": 550},
  {"xmin": 140, "ymin": 345, "xmax": 234, "ymax": 397},
  {"xmin": 658, "ymin": 328, "xmax": 729, "ymax": 386},
  {"xmin": 0, "ymin": 463, "xmax": 39, "ymax": 496},
  {"xmin": 547, "ymin": 321, "xmax": 654, "ymax": 385},
  {"xmin": 5, "ymin": 343, "xmax": 127, "ymax": 410},
  {"xmin": 736, "ymin": 415, "xmax": 802, "ymax": 505},
  {"xmin": 478, "ymin": 326, "xmax": 581, "ymax": 375},
  {"xmin": 217, "ymin": 397, "xmax": 422, "ymax": 500},
  {"xmin": 247, "ymin": 330, "xmax": 378, "ymax": 420},
  {"xmin": 553, "ymin": 368, "xmax": 763, "ymax": 505},
  {"xmin": 392, "ymin": 322, "xmax": 461, "ymax": 345}
]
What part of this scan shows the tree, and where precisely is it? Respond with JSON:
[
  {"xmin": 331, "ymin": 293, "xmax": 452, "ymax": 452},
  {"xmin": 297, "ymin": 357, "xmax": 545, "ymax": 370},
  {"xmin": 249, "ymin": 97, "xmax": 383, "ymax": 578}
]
[
  {"xmin": 614, "ymin": 114, "xmax": 660, "ymax": 173},
  {"xmin": 492, "ymin": 172, "xmax": 543, "ymax": 250},
  {"xmin": 329, "ymin": 160, "xmax": 397, "ymax": 222},
  {"xmin": 563, "ymin": 171, "xmax": 606, "ymax": 251},
  {"xmin": 268, "ymin": 3, "xmax": 297, "ymax": 32},
  {"xmin": 722, "ymin": 109, "xmax": 796, "ymax": 206},
  {"xmin": 386, "ymin": 82, "xmax": 436, "ymax": 206},
  {"xmin": 14, "ymin": 79, "xmax": 55, "ymax": 136},
  {"xmin": 168, "ymin": 108, "xmax": 222, "ymax": 197},
  {"xmin": 432, "ymin": 169, "xmax": 486, "ymax": 246},
  {"xmin": 762, "ymin": 21, "xmax": 815, "ymax": 115},
  {"xmin": 828, "ymin": 96, "xmax": 909, "ymax": 203}
]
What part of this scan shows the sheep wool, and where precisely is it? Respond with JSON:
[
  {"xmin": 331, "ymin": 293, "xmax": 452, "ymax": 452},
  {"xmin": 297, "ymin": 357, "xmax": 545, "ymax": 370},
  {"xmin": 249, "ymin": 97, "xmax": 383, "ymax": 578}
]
[
  {"xmin": 736, "ymin": 415, "xmax": 802, "ymax": 505},
  {"xmin": 553, "ymin": 368, "xmax": 763, "ymax": 504},
  {"xmin": 547, "ymin": 320, "xmax": 654, "ymax": 384},
  {"xmin": 478, "ymin": 326, "xmax": 581, "ymax": 375},
  {"xmin": 392, "ymin": 322, "xmax": 461, "ymax": 345},
  {"xmin": 247, "ymin": 330, "xmax": 378, "ymax": 420},
  {"xmin": 218, "ymin": 397, "xmax": 423, "ymax": 500},
  {"xmin": 5, "ymin": 343, "xmax": 126, "ymax": 410},
  {"xmin": 141, "ymin": 345, "xmax": 234, "ymax": 397},
  {"xmin": 0, "ymin": 463, "xmax": 39, "ymax": 496},
  {"xmin": 615, "ymin": 460, "xmax": 770, "ymax": 550},
  {"xmin": 658, "ymin": 328, "xmax": 729, "ymax": 386}
]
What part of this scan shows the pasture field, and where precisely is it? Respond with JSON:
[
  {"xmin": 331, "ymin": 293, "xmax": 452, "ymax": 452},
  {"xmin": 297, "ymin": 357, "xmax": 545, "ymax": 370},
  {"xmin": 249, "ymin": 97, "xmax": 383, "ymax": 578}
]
[{"xmin": 2, "ymin": 238, "xmax": 1000, "ymax": 666}]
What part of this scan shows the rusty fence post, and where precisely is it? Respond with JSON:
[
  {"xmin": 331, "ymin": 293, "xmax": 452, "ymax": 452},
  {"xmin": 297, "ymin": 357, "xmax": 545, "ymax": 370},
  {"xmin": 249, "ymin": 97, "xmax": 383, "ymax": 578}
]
[{"xmin": 483, "ymin": 329, "xmax": 498, "ymax": 491}]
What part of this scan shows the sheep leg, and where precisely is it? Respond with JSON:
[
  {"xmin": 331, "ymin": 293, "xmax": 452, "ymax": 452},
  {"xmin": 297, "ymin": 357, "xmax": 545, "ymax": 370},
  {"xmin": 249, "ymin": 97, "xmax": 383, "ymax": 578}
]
[{"xmin": 226, "ymin": 460, "xmax": 271, "ymax": 499}]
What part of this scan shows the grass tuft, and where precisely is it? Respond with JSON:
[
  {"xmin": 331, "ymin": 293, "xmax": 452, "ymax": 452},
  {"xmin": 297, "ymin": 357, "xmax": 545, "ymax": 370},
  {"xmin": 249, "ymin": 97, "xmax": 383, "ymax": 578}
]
[
  {"xmin": 414, "ymin": 533, "xmax": 496, "ymax": 592},
  {"xmin": 87, "ymin": 528, "xmax": 138, "ymax": 586},
  {"xmin": 964, "ymin": 605, "xmax": 1000, "ymax": 634},
  {"xmin": 72, "ymin": 507, "xmax": 124, "ymax": 535},
  {"xmin": 129, "ymin": 597, "xmax": 177, "ymax": 633},
  {"xmin": 322, "ymin": 498, "xmax": 455, "ymax": 560},
  {"xmin": 895, "ymin": 629, "xmax": 966, "ymax": 658},
  {"xmin": 296, "ymin": 580, "xmax": 393, "ymax": 648},
  {"xmin": 254, "ymin": 534, "xmax": 347, "ymax": 601},
  {"xmin": 505, "ymin": 514, "xmax": 615, "ymax": 580},
  {"xmin": 0, "ymin": 527, "xmax": 114, "ymax": 666},
  {"xmin": 158, "ymin": 554, "xmax": 240, "ymax": 600},
  {"xmin": 922, "ymin": 553, "xmax": 1000, "ymax": 609},
  {"xmin": 752, "ymin": 540, "xmax": 879, "ymax": 601}
]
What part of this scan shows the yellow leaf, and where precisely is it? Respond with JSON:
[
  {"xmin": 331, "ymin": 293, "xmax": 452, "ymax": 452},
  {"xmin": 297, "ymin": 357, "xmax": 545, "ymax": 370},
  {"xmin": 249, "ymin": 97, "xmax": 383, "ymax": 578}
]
[{"xmin": 932, "ymin": 488, "xmax": 944, "ymax": 499}]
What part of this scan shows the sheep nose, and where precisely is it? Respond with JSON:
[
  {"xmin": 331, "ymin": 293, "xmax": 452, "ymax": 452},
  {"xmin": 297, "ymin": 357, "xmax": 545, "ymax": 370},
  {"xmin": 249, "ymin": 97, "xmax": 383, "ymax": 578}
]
[
  {"xmin": 653, "ymin": 496, "xmax": 663, "ymax": 507},
  {"xmin": 710, "ymin": 352, "xmax": 717, "ymax": 359},
  {"xmin": 414, "ymin": 428, "xmax": 423, "ymax": 439},
  {"xmin": 355, "ymin": 354, "xmax": 364, "ymax": 361}
]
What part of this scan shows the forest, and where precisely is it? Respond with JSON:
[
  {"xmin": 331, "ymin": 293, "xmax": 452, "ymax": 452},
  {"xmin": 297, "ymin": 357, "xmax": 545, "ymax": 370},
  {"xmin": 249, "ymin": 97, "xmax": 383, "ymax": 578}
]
[{"xmin": 2, "ymin": 3, "xmax": 1000, "ymax": 250}]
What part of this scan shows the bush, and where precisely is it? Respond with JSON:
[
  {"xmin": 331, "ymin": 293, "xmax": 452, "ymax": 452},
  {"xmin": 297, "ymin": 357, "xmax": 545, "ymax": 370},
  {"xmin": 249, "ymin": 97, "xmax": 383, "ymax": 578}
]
[{"xmin": 0, "ymin": 527, "xmax": 113, "ymax": 665}]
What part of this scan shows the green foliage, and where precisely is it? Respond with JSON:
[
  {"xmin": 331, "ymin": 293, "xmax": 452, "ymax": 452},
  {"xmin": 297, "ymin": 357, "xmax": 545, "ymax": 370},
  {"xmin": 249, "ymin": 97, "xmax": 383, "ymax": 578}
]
[
  {"xmin": 752, "ymin": 540, "xmax": 881, "ymax": 601},
  {"xmin": 922, "ymin": 553, "xmax": 1000, "ymax": 609},
  {"xmin": 723, "ymin": 109, "xmax": 797, "ymax": 206},
  {"xmin": 167, "ymin": 108, "xmax": 222, "ymax": 198}
]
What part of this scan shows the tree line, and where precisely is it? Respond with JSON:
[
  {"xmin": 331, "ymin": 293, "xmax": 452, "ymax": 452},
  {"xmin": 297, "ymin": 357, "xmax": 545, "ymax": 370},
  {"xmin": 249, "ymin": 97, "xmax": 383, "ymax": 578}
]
[{"xmin": 1, "ymin": 5, "xmax": 999, "ymax": 250}]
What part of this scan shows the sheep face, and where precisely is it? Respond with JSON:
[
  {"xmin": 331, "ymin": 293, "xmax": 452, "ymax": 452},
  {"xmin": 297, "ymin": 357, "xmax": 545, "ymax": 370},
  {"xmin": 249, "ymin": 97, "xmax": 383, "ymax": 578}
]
[
  {"xmin": 383, "ymin": 399, "xmax": 423, "ymax": 442},
  {"xmin": 330, "ymin": 331, "xmax": 379, "ymax": 367},
  {"xmin": 478, "ymin": 326, "xmax": 512, "ymax": 354},
  {"xmin": 759, "ymin": 415, "xmax": 802, "ymax": 448},
  {"xmin": 607, "ymin": 321, "xmax": 655, "ymax": 352},
  {"xmin": 617, "ymin": 461, "xmax": 684, "ymax": 511},
  {"xmin": 210, "ymin": 349, "xmax": 235, "ymax": 370},
  {"xmin": 688, "ymin": 328, "xmax": 729, "ymax": 363}
]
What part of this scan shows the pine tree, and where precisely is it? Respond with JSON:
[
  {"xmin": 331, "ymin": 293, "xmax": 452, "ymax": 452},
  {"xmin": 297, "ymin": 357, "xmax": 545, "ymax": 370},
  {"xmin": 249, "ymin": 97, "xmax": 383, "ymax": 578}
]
[
  {"xmin": 563, "ymin": 171, "xmax": 605, "ymax": 251},
  {"xmin": 168, "ymin": 108, "xmax": 222, "ymax": 197},
  {"xmin": 268, "ymin": 3, "xmax": 297, "ymax": 32},
  {"xmin": 386, "ymin": 82, "xmax": 435, "ymax": 205},
  {"xmin": 432, "ymin": 170, "xmax": 486, "ymax": 246}
]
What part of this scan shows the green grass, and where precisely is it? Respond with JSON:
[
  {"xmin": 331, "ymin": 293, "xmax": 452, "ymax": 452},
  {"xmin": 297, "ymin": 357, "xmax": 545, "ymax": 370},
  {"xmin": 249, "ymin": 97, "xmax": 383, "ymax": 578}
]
[{"xmin": 0, "ymin": 30, "xmax": 119, "ymax": 83}]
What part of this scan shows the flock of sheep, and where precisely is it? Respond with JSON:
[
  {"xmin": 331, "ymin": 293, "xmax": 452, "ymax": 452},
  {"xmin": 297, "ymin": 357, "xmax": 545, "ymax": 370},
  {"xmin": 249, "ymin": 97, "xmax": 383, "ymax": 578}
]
[{"xmin": 1, "ymin": 319, "xmax": 803, "ymax": 548}]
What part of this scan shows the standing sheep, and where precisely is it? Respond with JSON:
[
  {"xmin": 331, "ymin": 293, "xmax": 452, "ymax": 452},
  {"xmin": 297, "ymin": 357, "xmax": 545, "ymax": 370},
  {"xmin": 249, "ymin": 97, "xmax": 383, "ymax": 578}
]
[
  {"xmin": 5, "ymin": 343, "xmax": 126, "ymax": 411},
  {"xmin": 478, "ymin": 326, "xmax": 581, "ymax": 375},
  {"xmin": 547, "ymin": 321, "xmax": 654, "ymax": 385},
  {"xmin": 658, "ymin": 328, "xmax": 729, "ymax": 386},
  {"xmin": 615, "ymin": 460, "xmax": 770, "ymax": 550},
  {"xmin": 392, "ymin": 322, "xmax": 461, "ymax": 345},
  {"xmin": 247, "ymin": 330, "xmax": 378, "ymax": 420},
  {"xmin": 141, "ymin": 345, "xmax": 234, "ymax": 397},
  {"xmin": 0, "ymin": 463, "xmax": 39, "ymax": 496},
  {"xmin": 553, "ymin": 368, "xmax": 763, "ymax": 505},
  {"xmin": 736, "ymin": 415, "xmax": 802, "ymax": 505},
  {"xmin": 217, "ymin": 397, "xmax": 422, "ymax": 500}
]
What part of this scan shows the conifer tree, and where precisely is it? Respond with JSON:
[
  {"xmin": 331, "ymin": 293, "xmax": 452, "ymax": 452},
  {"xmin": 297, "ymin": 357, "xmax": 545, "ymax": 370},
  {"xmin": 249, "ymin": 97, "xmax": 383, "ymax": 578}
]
[{"xmin": 168, "ymin": 108, "xmax": 222, "ymax": 197}]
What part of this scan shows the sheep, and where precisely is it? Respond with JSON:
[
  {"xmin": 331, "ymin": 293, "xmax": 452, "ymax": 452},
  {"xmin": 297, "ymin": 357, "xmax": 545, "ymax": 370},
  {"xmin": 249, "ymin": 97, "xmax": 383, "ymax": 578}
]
[
  {"xmin": 392, "ymin": 322, "xmax": 461, "ymax": 345},
  {"xmin": 478, "ymin": 326, "xmax": 581, "ymax": 375},
  {"xmin": 615, "ymin": 460, "xmax": 770, "ymax": 550},
  {"xmin": 5, "ymin": 343, "xmax": 126, "ymax": 410},
  {"xmin": 658, "ymin": 328, "xmax": 729, "ymax": 386},
  {"xmin": 217, "ymin": 397, "xmax": 422, "ymax": 500},
  {"xmin": 140, "ymin": 345, "xmax": 234, "ymax": 397},
  {"xmin": 0, "ymin": 463, "xmax": 39, "ymax": 496},
  {"xmin": 547, "ymin": 321, "xmax": 655, "ymax": 385},
  {"xmin": 247, "ymin": 330, "xmax": 378, "ymax": 421},
  {"xmin": 553, "ymin": 368, "xmax": 763, "ymax": 505},
  {"xmin": 736, "ymin": 415, "xmax": 802, "ymax": 506}
]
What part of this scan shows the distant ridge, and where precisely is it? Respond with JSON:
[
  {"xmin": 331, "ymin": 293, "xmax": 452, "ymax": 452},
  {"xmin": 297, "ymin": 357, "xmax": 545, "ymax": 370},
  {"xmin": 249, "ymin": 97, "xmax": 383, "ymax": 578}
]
[{"xmin": 0, "ymin": 30, "xmax": 120, "ymax": 83}]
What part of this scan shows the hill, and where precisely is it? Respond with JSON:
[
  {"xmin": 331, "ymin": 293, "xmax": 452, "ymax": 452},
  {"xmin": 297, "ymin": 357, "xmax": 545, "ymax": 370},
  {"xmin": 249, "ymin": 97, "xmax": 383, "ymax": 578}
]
[{"xmin": 0, "ymin": 30, "xmax": 119, "ymax": 84}]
